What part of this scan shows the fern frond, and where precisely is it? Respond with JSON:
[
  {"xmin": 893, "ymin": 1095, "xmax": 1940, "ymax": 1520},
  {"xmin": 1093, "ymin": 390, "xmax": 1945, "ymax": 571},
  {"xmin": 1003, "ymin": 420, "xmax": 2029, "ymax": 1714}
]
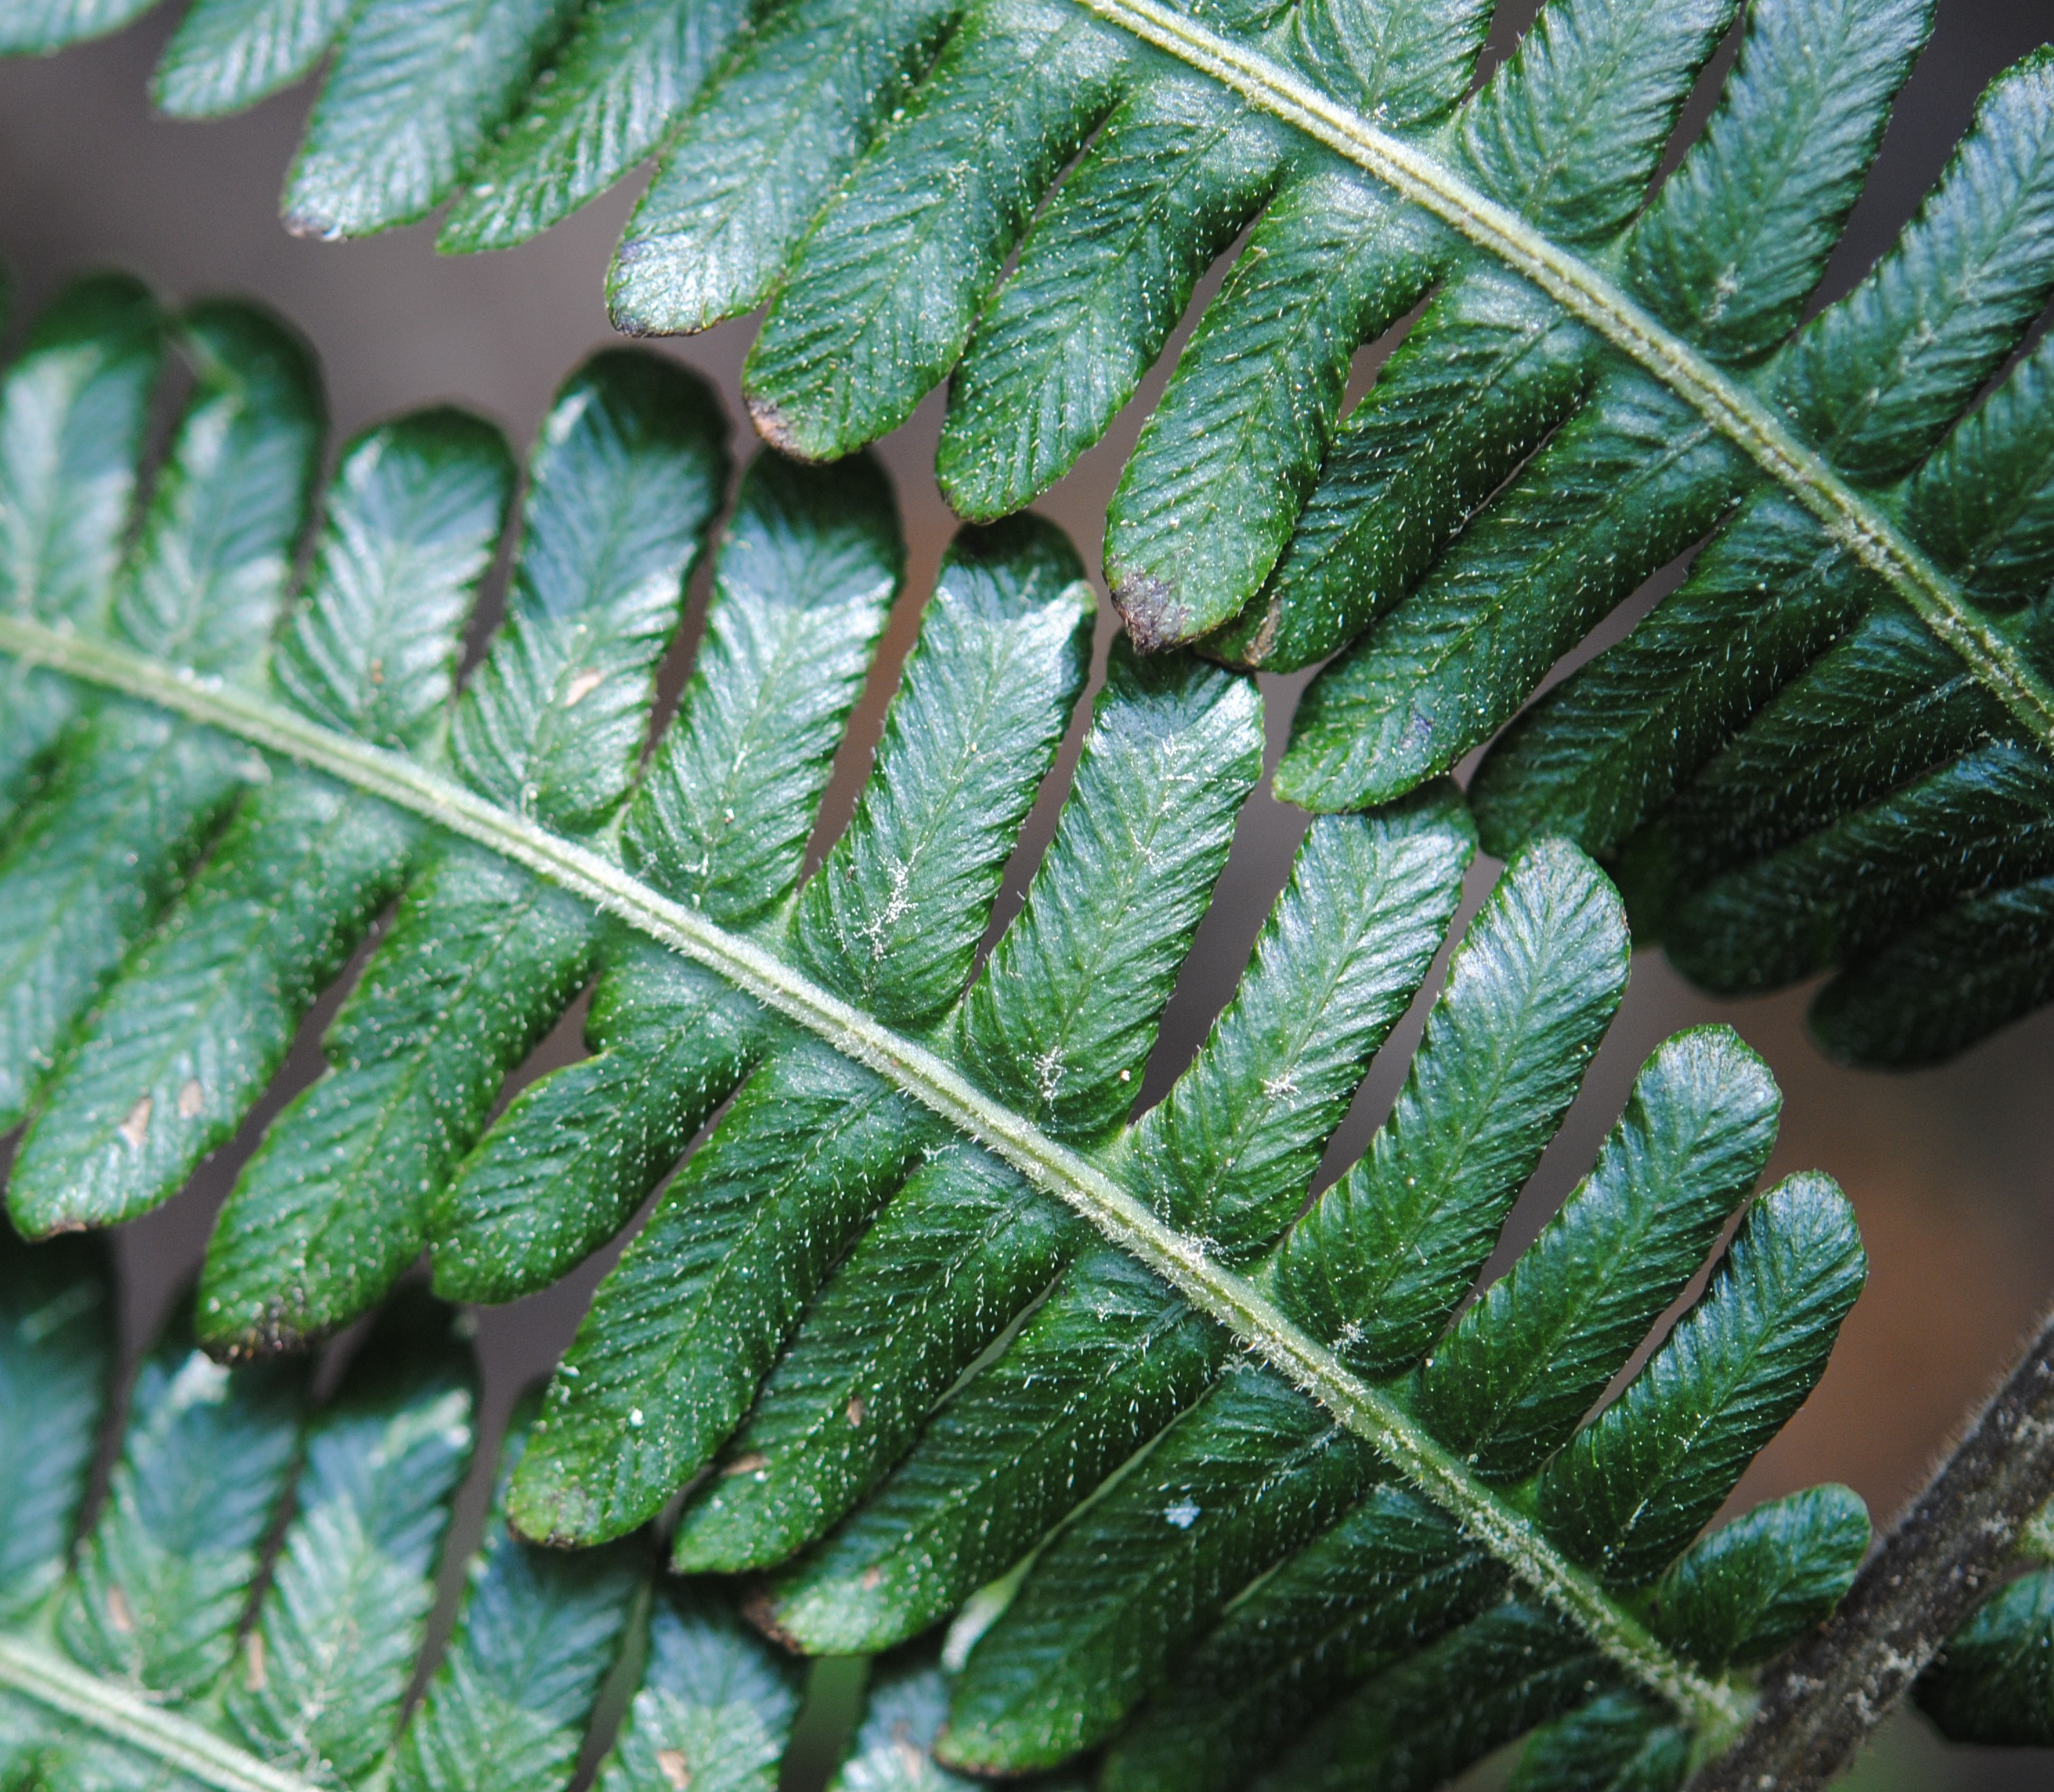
[
  {"xmin": 0, "ymin": 1231, "xmax": 928, "ymax": 1792},
  {"xmin": 8, "ymin": 0, "xmax": 2050, "ymax": 1061},
  {"xmin": 0, "ymin": 284, "xmax": 1884, "ymax": 1783}
]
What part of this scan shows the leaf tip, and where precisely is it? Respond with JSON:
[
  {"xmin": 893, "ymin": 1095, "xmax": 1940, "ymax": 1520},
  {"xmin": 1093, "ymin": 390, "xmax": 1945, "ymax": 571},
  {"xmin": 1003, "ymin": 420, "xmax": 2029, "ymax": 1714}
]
[{"xmin": 744, "ymin": 391, "xmax": 827, "ymax": 463}]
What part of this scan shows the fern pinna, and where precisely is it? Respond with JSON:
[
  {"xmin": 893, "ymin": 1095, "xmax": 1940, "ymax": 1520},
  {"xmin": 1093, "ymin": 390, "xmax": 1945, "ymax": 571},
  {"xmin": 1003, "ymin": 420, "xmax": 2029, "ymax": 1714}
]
[
  {"xmin": 6, "ymin": 0, "xmax": 2053, "ymax": 1065},
  {"xmin": 0, "ymin": 272, "xmax": 1882, "ymax": 1790},
  {"xmin": 0, "ymin": 1233, "xmax": 978, "ymax": 1792}
]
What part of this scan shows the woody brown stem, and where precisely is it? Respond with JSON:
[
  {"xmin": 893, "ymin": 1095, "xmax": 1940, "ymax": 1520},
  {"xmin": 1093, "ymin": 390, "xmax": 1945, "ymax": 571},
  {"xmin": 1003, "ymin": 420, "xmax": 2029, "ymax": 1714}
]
[{"xmin": 1692, "ymin": 1307, "xmax": 2054, "ymax": 1791}]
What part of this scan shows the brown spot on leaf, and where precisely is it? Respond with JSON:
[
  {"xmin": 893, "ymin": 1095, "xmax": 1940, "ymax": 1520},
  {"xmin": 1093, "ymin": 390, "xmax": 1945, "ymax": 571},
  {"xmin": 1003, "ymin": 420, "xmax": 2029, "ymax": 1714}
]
[
  {"xmin": 722, "ymin": 1452, "xmax": 769, "ymax": 1477},
  {"xmin": 738, "ymin": 1585, "xmax": 805, "ymax": 1653},
  {"xmin": 245, "ymin": 1631, "xmax": 266, "ymax": 1690},
  {"xmin": 178, "ymin": 1079, "xmax": 205, "ymax": 1119},
  {"xmin": 656, "ymin": 1750, "xmax": 689, "ymax": 1790},
  {"xmin": 1109, "ymin": 571, "xmax": 1188, "ymax": 654},
  {"xmin": 281, "ymin": 207, "xmax": 345, "ymax": 243},
  {"xmin": 106, "ymin": 1586, "xmax": 134, "ymax": 1634},
  {"xmin": 564, "ymin": 669, "xmax": 605, "ymax": 706},
  {"xmin": 846, "ymin": 1397, "xmax": 865, "ymax": 1428},
  {"xmin": 743, "ymin": 393, "xmax": 832, "ymax": 463}
]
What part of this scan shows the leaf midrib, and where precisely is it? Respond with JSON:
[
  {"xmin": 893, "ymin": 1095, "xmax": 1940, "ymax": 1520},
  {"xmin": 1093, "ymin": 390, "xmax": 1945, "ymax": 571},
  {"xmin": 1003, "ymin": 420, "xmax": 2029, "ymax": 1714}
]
[
  {"xmin": 0, "ymin": 611, "xmax": 1743, "ymax": 1750},
  {"xmin": 0, "ymin": 1633, "xmax": 317, "ymax": 1792},
  {"xmin": 1074, "ymin": 0, "xmax": 2054, "ymax": 765}
]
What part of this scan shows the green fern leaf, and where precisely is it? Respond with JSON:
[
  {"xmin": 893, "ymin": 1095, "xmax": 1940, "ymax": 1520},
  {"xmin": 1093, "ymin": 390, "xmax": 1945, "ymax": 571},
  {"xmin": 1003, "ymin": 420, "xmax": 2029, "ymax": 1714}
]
[
  {"xmin": 196, "ymin": 351, "xmax": 723, "ymax": 1353},
  {"xmin": 0, "ymin": 1231, "xmax": 111, "ymax": 1630},
  {"xmin": 0, "ymin": 301, "xmax": 320, "ymax": 1136},
  {"xmin": 1918, "ymin": 1569, "xmax": 2054, "ymax": 1748},
  {"xmin": 8, "ymin": 407, "xmax": 510, "ymax": 1238},
  {"xmin": 283, "ymin": 0, "xmax": 580, "ymax": 241},
  {"xmin": 395, "ymin": 1403, "xmax": 644, "ymax": 1792},
  {"xmin": 598, "ymin": 1589, "xmax": 802, "ymax": 1792},
  {"xmin": 0, "ymin": 273, "xmax": 162, "ymax": 837},
  {"xmin": 58, "ymin": 1309, "xmax": 304, "ymax": 1701},
  {"xmin": 607, "ymin": 0, "xmax": 962, "ymax": 338},
  {"xmin": 438, "ymin": 0, "xmax": 755, "ymax": 255},
  {"xmin": 12, "ymin": 0, "xmax": 2054, "ymax": 1056},
  {"xmin": 153, "ymin": 0, "xmax": 357, "ymax": 118},
  {"xmin": 0, "ymin": 0, "xmax": 152, "ymax": 55},
  {"xmin": 1647, "ymin": 1484, "xmax": 1871, "ymax": 1673},
  {"xmin": 0, "ymin": 290, "xmax": 1887, "ymax": 1786},
  {"xmin": 1094, "ymin": 1482, "xmax": 1500, "ymax": 1792},
  {"xmin": 0, "ymin": 1238, "xmax": 987, "ymax": 1792},
  {"xmin": 1506, "ymin": 1693, "xmax": 1690, "ymax": 1792}
]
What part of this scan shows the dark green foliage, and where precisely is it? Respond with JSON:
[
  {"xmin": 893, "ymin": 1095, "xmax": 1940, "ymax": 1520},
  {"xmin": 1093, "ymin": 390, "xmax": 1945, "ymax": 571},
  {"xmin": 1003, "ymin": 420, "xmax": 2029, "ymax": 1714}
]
[
  {"xmin": 595, "ymin": 1589, "xmax": 801, "ymax": 1792},
  {"xmin": 393, "ymin": 1407, "xmax": 644, "ymax": 1792},
  {"xmin": 205, "ymin": 352, "xmax": 716, "ymax": 1354},
  {"xmin": 741, "ymin": 0, "xmax": 1130, "ymax": 461},
  {"xmin": 1120, "ymin": 788, "xmax": 1476, "ymax": 1258},
  {"xmin": 607, "ymin": 0, "xmax": 962, "ymax": 337},
  {"xmin": 1096, "ymin": 1484, "xmax": 1503, "ymax": 1792},
  {"xmin": 765, "ymin": 1242, "xmax": 1231, "ymax": 1659},
  {"xmin": 429, "ymin": 449, "xmax": 902, "ymax": 1307},
  {"xmin": 1625, "ymin": 0, "xmax": 1921, "ymax": 364},
  {"xmin": 1251, "ymin": 1600, "xmax": 1613, "ymax": 1792},
  {"xmin": 1415, "ymin": 1026, "xmax": 1781, "ymax": 1482},
  {"xmin": 1535, "ymin": 1175, "xmax": 1866, "ymax": 1585},
  {"xmin": 0, "ymin": 1244, "xmax": 986, "ymax": 1792},
  {"xmin": 10, "ymin": 0, "xmax": 2051, "ymax": 1770},
  {"xmin": 830, "ymin": 1655, "xmax": 1053, "ymax": 1792},
  {"xmin": 953, "ymin": 643, "xmax": 1260, "ymax": 1142},
  {"xmin": 669, "ymin": 1146, "xmax": 1087, "ymax": 1577},
  {"xmin": 933, "ymin": 68, "xmax": 1292, "ymax": 524},
  {"xmin": 1271, "ymin": 834, "xmax": 1625, "ymax": 1379},
  {"xmin": 226, "ymin": 1297, "xmax": 476, "ymax": 1781},
  {"xmin": 0, "ymin": 289, "xmax": 1878, "ymax": 1789},
  {"xmin": 282, "ymin": 0, "xmax": 581, "ymax": 241},
  {"xmin": 1648, "ymin": 1485, "xmax": 1870, "ymax": 1672},
  {"xmin": 200, "ymin": 846, "xmax": 599, "ymax": 1352},
  {"xmin": 511, "ymin": 1042, "xmax": 935, "ymax": 1549},
  {"xmin": 440, "ymin": 0, "xmax": 756, "ymax": 255},
  {"xmin": 792, "ymin": 517, "xmax": 1092, "ymax": 1031},
  {"xmin": 1506, "ymin": 1695, "xmax": 1689, "ymax": 1792},
  {"xmin": 153, "ymin": 0, "xmax": 359, "ymax": 116},
  {"xmin": 1471, "ymin": 43, "xmax": 2054, "ymax": 1065},
  {"xmin": 940, "ymin": 1362, "xmax": 1380, "ymax": 1767},
  {"xmin": 0, "ymin": 273, "xmax": 162, "ymax": 836},
  {"xmin": 1103, "ymin": 167, "xmax": 1444, "ymax": 656},
  {"xmin": 0, "ymin": 299, "xmax": 320, "ymax": 1136},
  {"xmin": 1278, "ymin": 368, "xmax": 1748, "ymax": 806},
  {"xmin": 8, "ymin": 408, "xmax": 511, "ymax": 1237},
  {"xmin": 1921, "ymin": 1569, "xmax": 2054, "ymax": 1747},
  {"xmin": 58, "ymin": 1309, "xmax": 304, "ymax": 1699},
  {"xmin": 428, "ymin": 934, "xmax": 766, "ymax": 1307},
  {"xmin": 0, "ymin": 1230, "xmax": 110, "ymax": 1628},
  {"xmin": 843, "ymin": 888, "xmax": 1854, "ymax": 1780},
  {"xmin": 15, "ymin": 0, "xmax": 2054, "ymax": 1055}
]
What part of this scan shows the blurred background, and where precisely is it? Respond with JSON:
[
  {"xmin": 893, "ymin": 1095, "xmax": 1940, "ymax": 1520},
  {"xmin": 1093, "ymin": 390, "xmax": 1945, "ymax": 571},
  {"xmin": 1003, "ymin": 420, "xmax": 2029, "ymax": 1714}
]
[{"xmin": 0, "ymin": 1, "xmax": 2050, "ymax": 1786}]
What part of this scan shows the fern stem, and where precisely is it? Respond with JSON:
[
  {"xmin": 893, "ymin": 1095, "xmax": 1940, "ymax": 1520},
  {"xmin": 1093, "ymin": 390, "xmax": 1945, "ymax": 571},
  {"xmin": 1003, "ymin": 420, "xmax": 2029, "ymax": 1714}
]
[
  {"xmin": 1690, "ymin": 1308, "xmax": 2054, "ymax": 1791},
  {"xmin": 0, "ymin": 1637, "xmax": 322, "ymax": 1792},
  {"xmin": 0, "ymin": 613, "xmax": 1744, "ymax": 1746},
  {"xmin": 1075, "ymin": 0, "xmax": 2054, "ymax": 764}
]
